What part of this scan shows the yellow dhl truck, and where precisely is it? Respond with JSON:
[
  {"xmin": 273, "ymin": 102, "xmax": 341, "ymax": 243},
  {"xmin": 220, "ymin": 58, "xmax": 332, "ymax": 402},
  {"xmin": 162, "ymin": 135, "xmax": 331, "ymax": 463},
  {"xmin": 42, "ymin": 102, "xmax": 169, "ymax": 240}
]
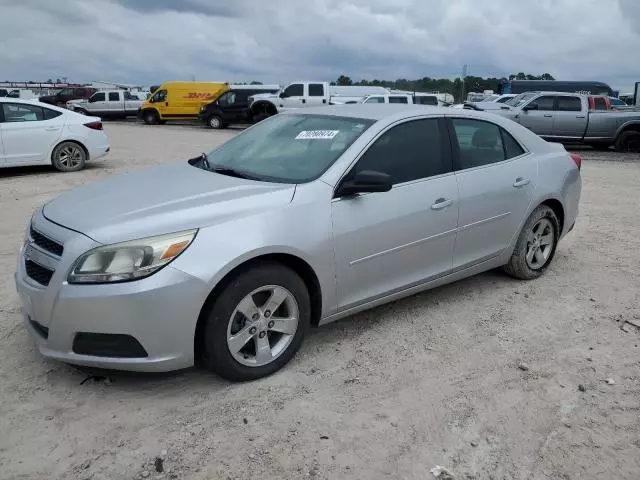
[{"xmin": 138, "ymin": 81, "xmax": 229, "ymax": 124}]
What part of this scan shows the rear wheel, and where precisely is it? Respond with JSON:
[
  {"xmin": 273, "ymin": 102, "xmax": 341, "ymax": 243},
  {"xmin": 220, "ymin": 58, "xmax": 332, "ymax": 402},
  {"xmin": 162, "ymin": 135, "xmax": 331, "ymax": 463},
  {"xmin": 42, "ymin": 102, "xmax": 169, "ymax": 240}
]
[
  {"xmin": 503, "ymin": 205, "xmax": 559, "ymax": 280},
  {"xmin": 51, "ymin": 141, "xmax": 87, "ymax": 172},
  {"xmin": 614, "ymin": 131, "xmax": 640, "ymax": 153},
  {"xmin": 143, "ymin": 110, "xmax": 160, "ymax": 125},
  {"xmin": 201, "ymin": 262, "xmax": 310, "ymax": 381}
]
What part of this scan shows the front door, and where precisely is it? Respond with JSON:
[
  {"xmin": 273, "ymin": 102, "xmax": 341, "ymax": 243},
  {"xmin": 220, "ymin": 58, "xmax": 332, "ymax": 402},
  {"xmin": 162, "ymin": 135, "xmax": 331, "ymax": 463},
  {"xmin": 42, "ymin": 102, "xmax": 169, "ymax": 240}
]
[
  {"xmin": 332, "ymin": 117, "xmax": 458, "ymax": 310},
  {"xmin": 87, "ymin": 91, "xmax": 108, "ymax": 115},
  {"xmin": 518, "ymin": 95, "xmax": 556, "ymax": 136},
  {"xmin": 0, "ymin": 103, "xmax": 63, "ymax": 164},
  {"xmin": 554, "ymin": 95, "xmax": 587, "ymax": 139},
  {"xmin": 449, "ymin": 117, "xmax": 537, "ymax": 269},
  {"xmin": 280, "ymin": 83, "xmax": 306, "ymax": 109}
]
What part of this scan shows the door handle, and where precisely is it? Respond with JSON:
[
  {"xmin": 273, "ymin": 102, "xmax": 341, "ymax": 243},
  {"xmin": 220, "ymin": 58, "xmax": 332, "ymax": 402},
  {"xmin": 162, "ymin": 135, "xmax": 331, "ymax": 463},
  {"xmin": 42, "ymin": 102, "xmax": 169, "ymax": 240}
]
[
  {"xmin": 165, "ymin": 102, "xmax": 168, "ymax": 106},
  {"xmin": 543, "ymin": 114, "xmax": 553, "ymax": 117},
  {"xmin": 431, "ymin": 198, "xmax": 453, "ymax": 210},
  {"xmin": 576, "ymin": 115, "xmax": 586, "ymax": 118},
  {"xmin": 45, "ymin": 126, "xmax": 59, "ymax": 131},
  {"xmin": 322, "ymin": 99, "xmax": 327, "ymax": 104},
  {"xmin": 513, "ymin": 177, "xmax": 531, "ymax": 188},
  {"xmin": 301, "ymin": 99, "xmax": 306, "ymax": 104}
]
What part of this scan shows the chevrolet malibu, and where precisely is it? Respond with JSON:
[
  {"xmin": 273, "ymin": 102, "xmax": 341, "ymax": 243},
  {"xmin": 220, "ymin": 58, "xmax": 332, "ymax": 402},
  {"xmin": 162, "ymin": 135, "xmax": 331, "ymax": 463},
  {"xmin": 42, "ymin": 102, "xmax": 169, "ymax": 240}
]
[{"xmin": 15, "ymin": 105, "xmax": 581, "ymax": 381}]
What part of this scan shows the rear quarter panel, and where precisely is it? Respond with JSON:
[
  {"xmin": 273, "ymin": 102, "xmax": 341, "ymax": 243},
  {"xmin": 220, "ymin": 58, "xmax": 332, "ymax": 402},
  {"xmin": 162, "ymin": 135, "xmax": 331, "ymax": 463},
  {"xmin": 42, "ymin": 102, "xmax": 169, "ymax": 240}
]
[{"xmin": 586, "ymin": 111, "xmax": 640, "ymax": 140}]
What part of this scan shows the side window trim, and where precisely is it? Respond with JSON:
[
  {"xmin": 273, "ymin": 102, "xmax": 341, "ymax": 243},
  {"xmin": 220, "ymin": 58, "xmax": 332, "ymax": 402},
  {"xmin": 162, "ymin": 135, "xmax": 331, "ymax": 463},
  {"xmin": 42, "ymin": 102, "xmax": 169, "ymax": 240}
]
[
  {"xmin": 333, "ymin": 116, "xmax": 454, "ymax": 198},
  {"xmin": 446, "ymin": 117, "xmax": 529, "ymax": 172}
]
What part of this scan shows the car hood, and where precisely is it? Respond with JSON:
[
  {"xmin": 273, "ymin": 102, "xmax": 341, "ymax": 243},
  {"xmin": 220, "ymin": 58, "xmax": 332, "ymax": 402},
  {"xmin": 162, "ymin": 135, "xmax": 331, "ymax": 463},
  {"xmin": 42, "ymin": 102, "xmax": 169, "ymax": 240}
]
[{"xmin": 43, "ymin": 162, "xmax": 296, "ymax": 244}]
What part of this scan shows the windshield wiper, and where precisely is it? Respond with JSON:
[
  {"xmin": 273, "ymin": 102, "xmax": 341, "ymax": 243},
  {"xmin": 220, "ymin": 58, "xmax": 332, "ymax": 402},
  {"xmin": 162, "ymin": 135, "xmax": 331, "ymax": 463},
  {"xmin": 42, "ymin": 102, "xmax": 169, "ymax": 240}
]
[{"xmin": 210, "ymin": 165, "xmax": 260, "ymax": 180}]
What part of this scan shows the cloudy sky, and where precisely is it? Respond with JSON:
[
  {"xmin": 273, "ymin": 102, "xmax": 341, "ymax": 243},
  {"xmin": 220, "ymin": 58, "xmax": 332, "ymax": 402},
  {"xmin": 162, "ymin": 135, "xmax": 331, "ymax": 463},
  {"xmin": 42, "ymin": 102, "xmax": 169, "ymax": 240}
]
[{"xmin": 1, "ymin": 0, "xmax": 638, "ymax": 92}]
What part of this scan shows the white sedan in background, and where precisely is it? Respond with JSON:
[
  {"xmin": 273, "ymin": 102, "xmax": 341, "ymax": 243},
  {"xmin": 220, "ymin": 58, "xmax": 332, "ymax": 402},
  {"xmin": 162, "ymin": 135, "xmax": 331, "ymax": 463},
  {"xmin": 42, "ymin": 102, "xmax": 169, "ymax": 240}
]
[{"xmin": 0, "ymin": 98, "xmax": 109, "ymax": 172}]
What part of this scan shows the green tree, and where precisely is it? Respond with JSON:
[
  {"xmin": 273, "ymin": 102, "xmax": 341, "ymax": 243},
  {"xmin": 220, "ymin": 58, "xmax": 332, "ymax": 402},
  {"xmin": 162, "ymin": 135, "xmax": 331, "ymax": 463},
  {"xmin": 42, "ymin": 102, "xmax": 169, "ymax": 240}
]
[{"xmin": 336, "ymin": 75, "xmax": 353, "ymax": 86}]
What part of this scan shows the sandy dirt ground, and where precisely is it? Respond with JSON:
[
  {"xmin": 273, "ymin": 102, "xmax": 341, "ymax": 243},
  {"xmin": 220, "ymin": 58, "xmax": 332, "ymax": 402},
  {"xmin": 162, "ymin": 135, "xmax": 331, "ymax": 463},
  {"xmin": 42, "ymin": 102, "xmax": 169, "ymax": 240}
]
[{"xmin": 0, "ymin": 123, "xmax": 639, "ymax": 480}]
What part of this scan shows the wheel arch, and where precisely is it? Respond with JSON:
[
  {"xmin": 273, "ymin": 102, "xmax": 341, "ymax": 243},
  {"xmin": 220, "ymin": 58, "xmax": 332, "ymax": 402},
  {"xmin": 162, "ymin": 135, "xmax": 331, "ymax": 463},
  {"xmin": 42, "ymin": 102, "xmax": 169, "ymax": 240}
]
[
  {"xmin": 193, "ymin": 252, "xmax": 323, "ymax": 362},
  {"xmin": 614, "ymin": 121, "xmax": 640, "ymax": 139},
  {"xmin": 538, "ymin": 197, "xmax": 565, "ymax": 235},
  {"xmin": 250, "ymin": 100, "xmax": 278, "ymax": 117}
]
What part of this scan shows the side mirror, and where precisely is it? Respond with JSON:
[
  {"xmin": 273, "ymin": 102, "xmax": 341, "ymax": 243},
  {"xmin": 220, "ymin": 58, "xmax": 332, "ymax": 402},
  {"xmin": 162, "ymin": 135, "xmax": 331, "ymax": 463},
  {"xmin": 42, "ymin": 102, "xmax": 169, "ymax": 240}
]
[
  {"xmin": 88, "ymin": 97, "xmax": 96, "ymax": 103},
  {"xmin": 335, "ymin": 170, "xmax": 392, "ymax": 197},
  {"xmin": 522, "ymin": 103, "xmax": 538, "ymax": 111},
  {"xmin": 279, "ymin": 91, "xmax": 287, "ymax": 98}
]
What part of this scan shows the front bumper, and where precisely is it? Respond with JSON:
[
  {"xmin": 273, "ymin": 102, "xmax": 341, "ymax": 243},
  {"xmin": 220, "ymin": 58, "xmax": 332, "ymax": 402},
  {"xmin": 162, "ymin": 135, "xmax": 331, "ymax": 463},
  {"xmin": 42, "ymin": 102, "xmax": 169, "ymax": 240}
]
[{"xmin": 15, "ymin": 213, "xmax": 210, "ymax": 372}]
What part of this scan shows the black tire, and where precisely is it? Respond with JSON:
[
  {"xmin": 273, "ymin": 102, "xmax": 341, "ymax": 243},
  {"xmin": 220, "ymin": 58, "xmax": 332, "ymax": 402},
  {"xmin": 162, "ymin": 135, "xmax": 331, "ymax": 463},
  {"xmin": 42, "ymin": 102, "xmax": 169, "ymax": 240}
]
[
  {"xmin": 503, "ymin": 205, "xmax": 560, "ymax": 280},
  {"xmin": 201, "ymin": 262, "xmax": 310, "ymax": 381},
  {"xmin": 207, "ymin": 115, "xmax": 223, "ymax": 129},
  {"xmin": 143, "ymin": 110, "xmax": 160, "ymax": 125},
  {"xmin": 51, "ymin": 141, "xmax": 87, "ymax": 172},
  {"xmin": 614, "ymin": 130, "xmax": 640, "ymax": 153},
  {"xmin": 75, "ymin": 108, "xmax": 88, "ymax": 116}
]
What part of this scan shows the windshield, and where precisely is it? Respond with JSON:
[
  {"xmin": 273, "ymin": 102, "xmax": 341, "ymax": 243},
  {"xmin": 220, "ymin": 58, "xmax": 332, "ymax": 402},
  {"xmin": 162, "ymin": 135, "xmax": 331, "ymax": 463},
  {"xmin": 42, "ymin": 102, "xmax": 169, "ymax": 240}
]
[
  {"xmin": 200, "ymin": 114, "xmax": 375, "ymax": 183},
  {"xmin": 505, "ymin": 92, "xmax": 538, "ymax": 107}
]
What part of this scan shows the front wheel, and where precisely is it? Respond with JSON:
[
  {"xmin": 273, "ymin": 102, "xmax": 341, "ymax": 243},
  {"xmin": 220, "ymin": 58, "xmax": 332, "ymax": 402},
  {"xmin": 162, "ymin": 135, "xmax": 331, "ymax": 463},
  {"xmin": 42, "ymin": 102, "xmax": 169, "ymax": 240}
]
[
  {"xmin": 503, "ymin": 205, "xmax": 560, "ymax": 280},
  {"xmin": 142, "ymin": 110, "xmax": 160, "ymax": 125},
  {"xmin": 201, "ymin": 262, "xmax": 310, "ymax": 381},
  {"xmin": 207, "ymin": 115, "xmax": 223, "ymax": 129}
]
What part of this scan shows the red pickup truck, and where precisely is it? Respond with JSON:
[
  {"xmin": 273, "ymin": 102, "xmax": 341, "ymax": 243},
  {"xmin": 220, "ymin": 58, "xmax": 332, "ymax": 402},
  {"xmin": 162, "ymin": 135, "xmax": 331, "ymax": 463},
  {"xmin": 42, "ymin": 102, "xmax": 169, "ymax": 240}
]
[{"xmin": 39, "ymin": 87, "xmax": 97, "ymax": 107}]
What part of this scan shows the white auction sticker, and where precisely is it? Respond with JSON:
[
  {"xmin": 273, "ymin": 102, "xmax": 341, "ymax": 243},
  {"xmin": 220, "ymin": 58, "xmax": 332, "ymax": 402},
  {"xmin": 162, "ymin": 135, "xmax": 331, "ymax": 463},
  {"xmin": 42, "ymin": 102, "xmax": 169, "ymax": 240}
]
[{"xmin": 295, "ymin": 130, "xmax": 339, "ymax": 140}]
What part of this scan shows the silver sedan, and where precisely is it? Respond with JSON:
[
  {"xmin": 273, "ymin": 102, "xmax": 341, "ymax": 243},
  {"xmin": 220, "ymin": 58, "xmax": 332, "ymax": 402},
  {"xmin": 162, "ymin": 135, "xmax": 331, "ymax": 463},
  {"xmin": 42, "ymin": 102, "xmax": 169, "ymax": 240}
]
[{"xmin": 15, "ymin": 105, "xmax": 582, "ymax": 381}]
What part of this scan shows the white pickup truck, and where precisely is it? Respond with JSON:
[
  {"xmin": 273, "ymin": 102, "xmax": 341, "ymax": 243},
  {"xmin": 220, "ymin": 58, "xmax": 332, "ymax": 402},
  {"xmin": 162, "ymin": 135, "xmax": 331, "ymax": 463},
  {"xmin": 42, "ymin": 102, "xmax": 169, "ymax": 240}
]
[
  {"xmin": 248, "ymin": 81, "xmax": 390, "ymax": 121},
  {"xmin": 67, "ymin": 90, "xmax": 144, "ymax": 119}
]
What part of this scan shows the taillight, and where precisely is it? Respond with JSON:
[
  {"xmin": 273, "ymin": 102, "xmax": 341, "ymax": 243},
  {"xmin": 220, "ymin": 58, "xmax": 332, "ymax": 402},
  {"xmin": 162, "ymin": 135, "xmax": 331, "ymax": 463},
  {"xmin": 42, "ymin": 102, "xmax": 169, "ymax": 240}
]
[
  {"xmin": 569, "ymin": 153, "xmax": 582, "ymax": 170},
  {"xmin": 83, "ymin": 121, "xmax": 103, "ymax": 130}
]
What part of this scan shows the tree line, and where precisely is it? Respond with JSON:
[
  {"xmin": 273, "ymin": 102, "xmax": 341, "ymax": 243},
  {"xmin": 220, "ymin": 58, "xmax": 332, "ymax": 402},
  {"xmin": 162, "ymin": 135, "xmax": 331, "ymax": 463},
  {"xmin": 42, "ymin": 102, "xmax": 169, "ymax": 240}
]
[{"xmin": 331, "ymin": 73, "xmax": 556, "ymax": 101}]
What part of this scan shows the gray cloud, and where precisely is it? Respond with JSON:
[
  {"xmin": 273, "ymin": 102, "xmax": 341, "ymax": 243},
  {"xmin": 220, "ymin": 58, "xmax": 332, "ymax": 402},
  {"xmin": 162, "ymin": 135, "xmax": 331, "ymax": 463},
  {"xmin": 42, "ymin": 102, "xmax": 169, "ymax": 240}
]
[{"xmin": 0, "ymin": 0, "xmax": 638, "ymax": 92}]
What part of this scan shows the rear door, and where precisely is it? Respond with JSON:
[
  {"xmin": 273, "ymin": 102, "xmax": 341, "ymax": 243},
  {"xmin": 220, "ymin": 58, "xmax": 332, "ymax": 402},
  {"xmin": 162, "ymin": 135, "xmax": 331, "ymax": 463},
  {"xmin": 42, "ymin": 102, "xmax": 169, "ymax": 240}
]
[
  {"xmin": 518, "ymin": 95, "xmax": 556, "ymax": 136},
  {"xmin": 0, "ymin": 103, "xmax": 63, "ymax": 165},
  {"xmin": 553, "ymin": 95, "xmax": 587, "ymax": 139},
  {"xmin": 448, "ymin": 117, "xmax": 537, "ymax": 269},
  {"xmin": 307, "ymin": 83, "xmax": 326, "ymax": 107},
  {"xmin": 107, "ymin": 91, "xmax": 122, "ymax": 115}
]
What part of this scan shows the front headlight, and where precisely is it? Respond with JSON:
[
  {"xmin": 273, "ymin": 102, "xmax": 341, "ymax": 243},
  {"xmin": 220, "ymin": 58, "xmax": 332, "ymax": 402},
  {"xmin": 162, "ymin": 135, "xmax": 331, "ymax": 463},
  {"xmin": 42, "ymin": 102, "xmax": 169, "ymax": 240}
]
[{"xmin": 68, "ymin": 229, "xmax": 197, "ymax": 284}]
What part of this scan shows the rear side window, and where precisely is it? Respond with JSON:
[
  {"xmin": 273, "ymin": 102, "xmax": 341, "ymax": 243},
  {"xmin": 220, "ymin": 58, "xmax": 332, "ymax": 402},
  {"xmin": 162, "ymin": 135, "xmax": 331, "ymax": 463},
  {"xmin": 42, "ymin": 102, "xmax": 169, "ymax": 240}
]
[
  {"xmin": 388, "ymin": 96, "xmax": 408, "ymax": 104},
  {"xmin": 557, "ymin": 96, "xmax": 582, "ymax": 112},
  {"xmin": 308, "ymin": 84, "xmax": 324, "ymax": 96},
  {"xmin": 43, "ymin": 107, "xmax": 62, "ymax": 120},
  {"xmin": 108, "ymin": 92, "xmax": 120, "ymax": 101},
  {"xmin": 350, "ymin": 118, "xmax": 448, "ymax": 184},
  {"xmin": 452, "ymin": 118, "xmax": 524, "ymax": 169}
]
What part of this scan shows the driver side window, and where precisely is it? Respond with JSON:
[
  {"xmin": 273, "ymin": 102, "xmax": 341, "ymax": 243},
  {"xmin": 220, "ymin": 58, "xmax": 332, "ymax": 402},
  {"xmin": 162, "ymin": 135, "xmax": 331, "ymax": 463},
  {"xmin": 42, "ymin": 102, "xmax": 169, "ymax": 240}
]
[
  {"xmin": 283, "ymin": 83, "xmax": 303, "ymax": 97},
  {"xmin": 151, "ymin": 89, "xmax": 167, "ymax": 103},
  {"xmin": 347, "ymin": 119, "xmax": 449, "ymax": 185},
  {"xmin": 527, "ymin": 96, "xmax": 555, "ymax": 111}
]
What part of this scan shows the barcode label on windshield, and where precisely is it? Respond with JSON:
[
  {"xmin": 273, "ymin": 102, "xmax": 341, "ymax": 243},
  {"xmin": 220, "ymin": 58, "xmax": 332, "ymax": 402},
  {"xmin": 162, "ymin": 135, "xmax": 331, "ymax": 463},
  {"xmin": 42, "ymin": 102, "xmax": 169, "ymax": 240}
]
[{"xmin": 295, "ymin": 130, "xmax": 339, "ymax": 140}]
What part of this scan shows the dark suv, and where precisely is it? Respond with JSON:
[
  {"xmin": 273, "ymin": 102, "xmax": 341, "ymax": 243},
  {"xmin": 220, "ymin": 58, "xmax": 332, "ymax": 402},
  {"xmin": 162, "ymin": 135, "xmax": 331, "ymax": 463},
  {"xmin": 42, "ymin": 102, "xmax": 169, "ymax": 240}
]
[
  {"xmin": 39, "ymin": 87, "xmax": 97, "ymax": 107},
  {"xmin": 198, "ymin": 87, "xmax": 280, "ymax": 129}
]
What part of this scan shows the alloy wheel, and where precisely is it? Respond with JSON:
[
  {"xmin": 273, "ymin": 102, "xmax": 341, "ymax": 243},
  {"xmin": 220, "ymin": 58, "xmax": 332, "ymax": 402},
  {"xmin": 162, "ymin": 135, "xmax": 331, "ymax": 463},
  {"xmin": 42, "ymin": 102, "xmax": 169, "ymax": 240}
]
[
  {"xmin": 525, "ymin": 218, "xmax": 555, "ymax": 269},
  {"xmin": 226, "ymin": 285, "xmax": 299, "ymax": 367}
]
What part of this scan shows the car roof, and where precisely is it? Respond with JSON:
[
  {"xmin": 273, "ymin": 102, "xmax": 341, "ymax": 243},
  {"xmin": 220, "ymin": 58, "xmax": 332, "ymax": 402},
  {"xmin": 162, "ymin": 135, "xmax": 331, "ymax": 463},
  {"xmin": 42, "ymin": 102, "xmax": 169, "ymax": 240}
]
[{"xmin": 0, "ymin": 97, "xmax": 69, "ymax": 112}]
